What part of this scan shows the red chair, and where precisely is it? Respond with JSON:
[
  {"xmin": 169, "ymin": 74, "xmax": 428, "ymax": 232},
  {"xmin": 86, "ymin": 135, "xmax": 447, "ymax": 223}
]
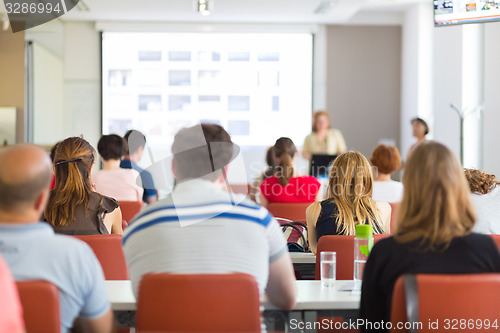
[
  {"xmin": 73, "ymin": 235, "xmax": 129, "ymax": 280},
  {"xmin": 391, "ymin": 273, "xmax": 500, "ymax": 332},
  {"xmin": 315, "ymin": 234, "xmax": 390, "ymax": 280},
  {"xmin": 136, "ymin": 273, "xmax": 261, "ymax": 332},
  {"xmin": 389, "ymin": 202, "xmax": 400, "ymax": 234},
  {"xmin": 119, "ymin": 201, "xmax": 144, "ymax": 224},
  {"xmin": 267, "ymin": 202, "xmax": 312, "ymax": 221},
  {"xmin": 17, "ymin": 280, "xmax": 60, "ymax": 333}
]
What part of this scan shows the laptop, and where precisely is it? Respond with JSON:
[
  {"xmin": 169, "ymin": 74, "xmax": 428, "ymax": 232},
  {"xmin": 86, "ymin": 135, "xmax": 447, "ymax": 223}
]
[{"xmin": 309, "ymin": 154, "xmax": 338, "ymax": 178}]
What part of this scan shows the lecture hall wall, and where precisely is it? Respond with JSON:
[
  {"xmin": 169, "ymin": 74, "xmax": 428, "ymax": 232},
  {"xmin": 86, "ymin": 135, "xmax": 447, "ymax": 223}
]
[{"xmin": 3, "ymin": 4, "xmax": 500, "ymax": 178}]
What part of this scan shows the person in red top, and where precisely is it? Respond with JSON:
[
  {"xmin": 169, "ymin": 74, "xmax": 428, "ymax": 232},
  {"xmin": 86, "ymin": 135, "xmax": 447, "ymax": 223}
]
[
  {"xmin": 0, "ymin": 255, "xmax": 25, "ymax": 333},
  {"xmin": 260, "ymin": 137, "xmax": 321, "ymax": 206}
]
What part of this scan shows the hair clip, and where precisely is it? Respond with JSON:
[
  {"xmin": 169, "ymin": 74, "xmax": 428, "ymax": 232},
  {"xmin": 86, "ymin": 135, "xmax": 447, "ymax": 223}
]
[{"xmin": 55, "ymin": 158, "xmax": 82, "ymax": 166}]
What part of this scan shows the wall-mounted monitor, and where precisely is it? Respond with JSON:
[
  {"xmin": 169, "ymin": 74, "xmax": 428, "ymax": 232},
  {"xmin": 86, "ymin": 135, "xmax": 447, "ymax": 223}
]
[{"xmin": 434, "ymin": 0, "xmax": 500, "ymax": 26}]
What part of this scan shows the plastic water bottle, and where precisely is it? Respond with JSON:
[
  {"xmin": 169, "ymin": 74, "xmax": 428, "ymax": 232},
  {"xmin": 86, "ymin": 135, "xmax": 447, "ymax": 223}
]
[{"xmin": 353, "ymin": 224, "xmax": 373, "ymax": 290}]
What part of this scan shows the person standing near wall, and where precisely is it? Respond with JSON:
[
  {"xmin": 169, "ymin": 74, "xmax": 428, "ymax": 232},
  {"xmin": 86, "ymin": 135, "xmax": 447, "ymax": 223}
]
[{"xmin": 407, "ymin": 117, "xmax": 429, "ymax": 158}]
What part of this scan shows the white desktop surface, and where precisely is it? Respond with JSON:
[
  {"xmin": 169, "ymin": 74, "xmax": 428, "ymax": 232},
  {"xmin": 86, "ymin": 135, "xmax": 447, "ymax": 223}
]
[
  {"xmin": 289, "ymin": 252, "xmax": 316, "ymax": 264},
  {"xmin": 106, "ymin": 280, "xmax": 360, "ymax": 312}
]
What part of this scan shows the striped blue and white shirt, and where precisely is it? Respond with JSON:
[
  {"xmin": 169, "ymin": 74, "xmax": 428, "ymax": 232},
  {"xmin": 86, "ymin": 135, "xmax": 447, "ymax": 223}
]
[{"xmin": 123, "ymin": 178, "xmax": 288, "ymax": 296}]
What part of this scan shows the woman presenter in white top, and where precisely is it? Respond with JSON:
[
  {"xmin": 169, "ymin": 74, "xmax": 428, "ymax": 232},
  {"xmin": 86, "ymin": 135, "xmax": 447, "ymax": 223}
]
[{"xmin": 302, "ymin": 110, "xmax": 347, "ymax": 161}]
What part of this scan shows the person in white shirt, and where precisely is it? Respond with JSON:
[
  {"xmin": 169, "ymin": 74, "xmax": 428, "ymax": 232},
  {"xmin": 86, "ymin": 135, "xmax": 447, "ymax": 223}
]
[
  {"xmin": 93, "ymin": 134, "xmax": 143, "ymax": 202},
  {"xmin": 465, "ymin": 168, "xmax": 500, "ymax": 234},
  {"xmin": 370, "ymin": 144, "xmax": 403, "ymax": 203},
  {"xmin": 123, "ymin": 124, "xmax": 296, "ymax": 311}
]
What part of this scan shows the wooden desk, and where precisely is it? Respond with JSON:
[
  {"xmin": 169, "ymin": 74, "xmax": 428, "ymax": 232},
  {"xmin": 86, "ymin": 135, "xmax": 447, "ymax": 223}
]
[{"xmin": 106, "ymin": 280, "xmax": 360, "ymax": 332}]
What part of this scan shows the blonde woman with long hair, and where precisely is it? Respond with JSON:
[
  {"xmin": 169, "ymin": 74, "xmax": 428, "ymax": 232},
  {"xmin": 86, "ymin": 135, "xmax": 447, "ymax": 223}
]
[
  {"xmin": 260, "ymin": 137, "xmax": 321, "ymax": 206},
  {"xmin": 359, "ymin": 142, "xmax": 500, "ymax": 332},
  {"xmin": 306, "ymin": 151, "xmax": 390, "ymax": 254}
]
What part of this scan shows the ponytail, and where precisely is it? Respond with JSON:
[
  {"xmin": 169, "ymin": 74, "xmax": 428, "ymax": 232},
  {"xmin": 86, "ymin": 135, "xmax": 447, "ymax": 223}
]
[
  {"xmin": 45, "ymin": 137, "xmax": 98, "ymax": 227},
  {"xmin": 278, "ymin": 152, "xmax": 294, "ymax": 186}
]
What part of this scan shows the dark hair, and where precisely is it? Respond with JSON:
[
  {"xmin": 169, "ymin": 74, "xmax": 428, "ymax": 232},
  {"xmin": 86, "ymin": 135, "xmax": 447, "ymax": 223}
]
[
  {"xmin": 124, "ymin": 129, "xmax": 146, "ymax": 155},
  {"xmin": 464, "ymin": 169, "xmax": 500, "ymax": 195},
  {"xmin": 370, "ymin": 144, "xmax": 402, "ymax": 175},
  {"xmin": 172, "ymin": 124, "xmax": 233, "ymax": 182},
  {"xmin": 45, "ymin": 137, "xmax": 101, "ymax": 227},
  {"xmin": 98, "ymin": 134, "xmax": 127, "ymax": 161},
  {"xmin": 274, "ymin": 137, "xmax": 296, "ymax": 186},
  {"xmin": 411, "ymin": 117, "xmax": 429, "ymax": 135},
  {"xmin": 263, "ymin": 146, "xmax": 276, "ymax": 178}
]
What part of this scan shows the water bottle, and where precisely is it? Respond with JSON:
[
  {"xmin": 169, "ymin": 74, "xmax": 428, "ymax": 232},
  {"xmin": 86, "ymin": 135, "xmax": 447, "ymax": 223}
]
[{"xmin": 353, "ymin": 224, "xmax": 373, "ymax": 290}]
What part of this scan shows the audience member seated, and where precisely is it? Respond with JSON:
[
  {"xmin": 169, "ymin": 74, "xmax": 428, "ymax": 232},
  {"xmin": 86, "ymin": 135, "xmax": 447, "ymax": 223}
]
[
  {"xmin": 44, "ymin": 137, "xmax": 123, "ymax": 235},
  {"xmin": 121, "ymin": 129, "xmax": 158, "ymax": 204},
  {"xmin": 249, "ymin": 146, "xmax": 275, "ymax": 203},
  {"xmin": 0, "ymin": 144, "xmax": 115, "ymax": 333},
  {"xmin": 93, "ymin": 134, "xmax": 144, "ymax": 202},
  {"xmin": 0, "ymin": 255, "xmax": 24, "ymax": 333},
  {"xmin": 302, "ymin": 110, "xmax": 347, "ymax": 161},
  {"xmin": 306, "ymin": 151, "xmax": 390, "ymax": 254},
  {"xmin": 370, "ymin": 144, "xmax": 403, "ymax": 203},
  {"xmin": 123, "ymin": 124, "xmax": 297, "ymax": 311},
  {"xmin": 260, "ymin": 137, "xmax": 321, "ymax": 206},
  {"xmin": 359, "ymin": 142, "xmax": 500, "ymax": 333},
  {"xmin": 465, "ymin": 168, "xmax": 500, "ymax": 234}
]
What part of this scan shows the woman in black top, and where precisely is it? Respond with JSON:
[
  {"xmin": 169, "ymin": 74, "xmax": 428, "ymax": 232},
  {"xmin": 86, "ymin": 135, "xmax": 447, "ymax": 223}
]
[
  {"xmin": 359, "ymin": 141, "xmax": 500, "ymax": 333},
  {"xmin": 306, "ymin": 151, "xmax": 390, "ymax": 254}
]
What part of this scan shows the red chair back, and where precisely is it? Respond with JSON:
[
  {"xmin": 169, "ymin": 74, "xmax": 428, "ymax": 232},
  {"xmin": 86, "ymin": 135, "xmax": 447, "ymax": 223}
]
[
  {"xmin": 315, "ymin": 234, "xmax": 390, "ymax": 280},
  {"xmin": 389, "ymin": 202, "xmax": 400, "ymax": 234},
  {"xmin": 119, "ymin": 201, "xmax": 144, "ymax": 224},
  {"xmin": 267, "ymin": 202, "xmax": 312, "ymax": 221},
  {"xmin": 17, "ymin": 280, "xmax": 60, "ymax": 333},
  {"xmin": 73, "ymin": 235, "xmax": 129, "ymax": 280},
  {"xmin": 136, "ymin": 273, "xmax": 261, "ymax": 332},
  {"xmin": 390, "ymin": 273, "xmax": 500, "ymax": 333}
]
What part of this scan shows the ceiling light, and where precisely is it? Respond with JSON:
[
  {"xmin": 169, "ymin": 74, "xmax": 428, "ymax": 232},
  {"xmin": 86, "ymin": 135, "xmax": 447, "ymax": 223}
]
[
  {"xmin": 314, "ymin": 0, "xmax": 338, "ymax": 14},
  {"xmin": 197, "ymin": 0, "xmax": 211, "ymax": 16}
]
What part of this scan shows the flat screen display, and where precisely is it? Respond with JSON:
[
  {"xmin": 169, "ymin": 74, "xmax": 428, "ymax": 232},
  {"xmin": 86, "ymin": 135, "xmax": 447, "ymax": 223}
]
[{"xmin": 435, "ymin": 0, "xmax": 500, "ymax": 26}]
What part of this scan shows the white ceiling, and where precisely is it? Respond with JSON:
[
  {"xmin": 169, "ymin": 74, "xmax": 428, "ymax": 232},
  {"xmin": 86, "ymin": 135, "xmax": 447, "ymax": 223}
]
[{"xmin": 61, "ymin": 0, "xmax": 427, "ymax": 24}]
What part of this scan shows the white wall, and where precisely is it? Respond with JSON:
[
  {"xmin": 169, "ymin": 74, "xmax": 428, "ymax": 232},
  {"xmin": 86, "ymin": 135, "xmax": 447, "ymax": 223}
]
[
  {"xmin": 400, "ymin": 3, "xmax": 434, "ymax": 159},
  {"xmin": 63, "ymin": 22, "xmax": 102, "ymax": 151},
  {"xmin": 483, "ymin": 21, "xmax": 500, "ymax": 176},
  {"xmin": 32, "ymin": 42, "xmax": 65, "ymax": 145}
]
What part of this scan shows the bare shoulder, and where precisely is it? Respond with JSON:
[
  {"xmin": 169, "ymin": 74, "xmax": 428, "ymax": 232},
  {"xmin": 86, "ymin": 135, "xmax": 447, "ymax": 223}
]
[
  {"xmin": 306, "ymin": 201, "xmax": 322, "ymax": 225},
  {"xmin": 375, "ymin": 201, "xmax": 391, "ymax": 214}
]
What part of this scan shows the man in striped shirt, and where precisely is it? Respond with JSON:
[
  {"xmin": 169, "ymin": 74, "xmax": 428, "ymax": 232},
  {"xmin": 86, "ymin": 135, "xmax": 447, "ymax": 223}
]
[{"xmin": 123, "ymin": 124, "xmax": 296, "ymax": 310}]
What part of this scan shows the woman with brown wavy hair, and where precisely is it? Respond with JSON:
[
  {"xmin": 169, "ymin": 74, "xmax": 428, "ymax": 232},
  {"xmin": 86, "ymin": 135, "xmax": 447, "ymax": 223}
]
[
  {"xmin": 259, "ymin": 137, "xmax": 321, "ymax": 206},
  {"xmin": 44, "ymin": 137, "xmax": 123, "ymax": 235},
  {"xmin": 359, "ymin": 142, "xmax": 500, "ymax": 332},
  {"xmin": 464, "ymin": 168, "xmax": 500, "ymax": 234},
  {"xmin": 306, "ymin": 151, "xmax": 390, "ymax": 254}
]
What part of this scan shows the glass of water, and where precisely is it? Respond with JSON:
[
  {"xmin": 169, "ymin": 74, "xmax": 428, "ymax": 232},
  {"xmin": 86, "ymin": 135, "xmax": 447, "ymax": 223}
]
[{"xmin": 320, "ymin": 251, "xmax": 336, "ymax": 287}]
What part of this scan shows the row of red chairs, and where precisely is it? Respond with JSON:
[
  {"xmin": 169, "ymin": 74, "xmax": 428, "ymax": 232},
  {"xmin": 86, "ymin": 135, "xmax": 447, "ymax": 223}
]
[
  {"xmin": 16, "ymin": 273, "xmax": 261, "ymax": 333},
  {"xmin": 21, "ymin": 271, "xmax": 500, "ymax": 333}
]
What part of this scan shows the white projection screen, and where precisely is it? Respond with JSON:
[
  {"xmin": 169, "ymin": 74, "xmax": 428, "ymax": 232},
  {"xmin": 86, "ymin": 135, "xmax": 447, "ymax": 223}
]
[{"xmin": 102, "ymin": 31, "xmax": 313, "ymax": 191}]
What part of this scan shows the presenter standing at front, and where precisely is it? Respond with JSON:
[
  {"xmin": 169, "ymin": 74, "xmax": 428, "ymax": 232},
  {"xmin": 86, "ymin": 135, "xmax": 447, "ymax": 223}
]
[{"xmin": 302, "ymin": 110, "xmax": 347, "ymax": 161}]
